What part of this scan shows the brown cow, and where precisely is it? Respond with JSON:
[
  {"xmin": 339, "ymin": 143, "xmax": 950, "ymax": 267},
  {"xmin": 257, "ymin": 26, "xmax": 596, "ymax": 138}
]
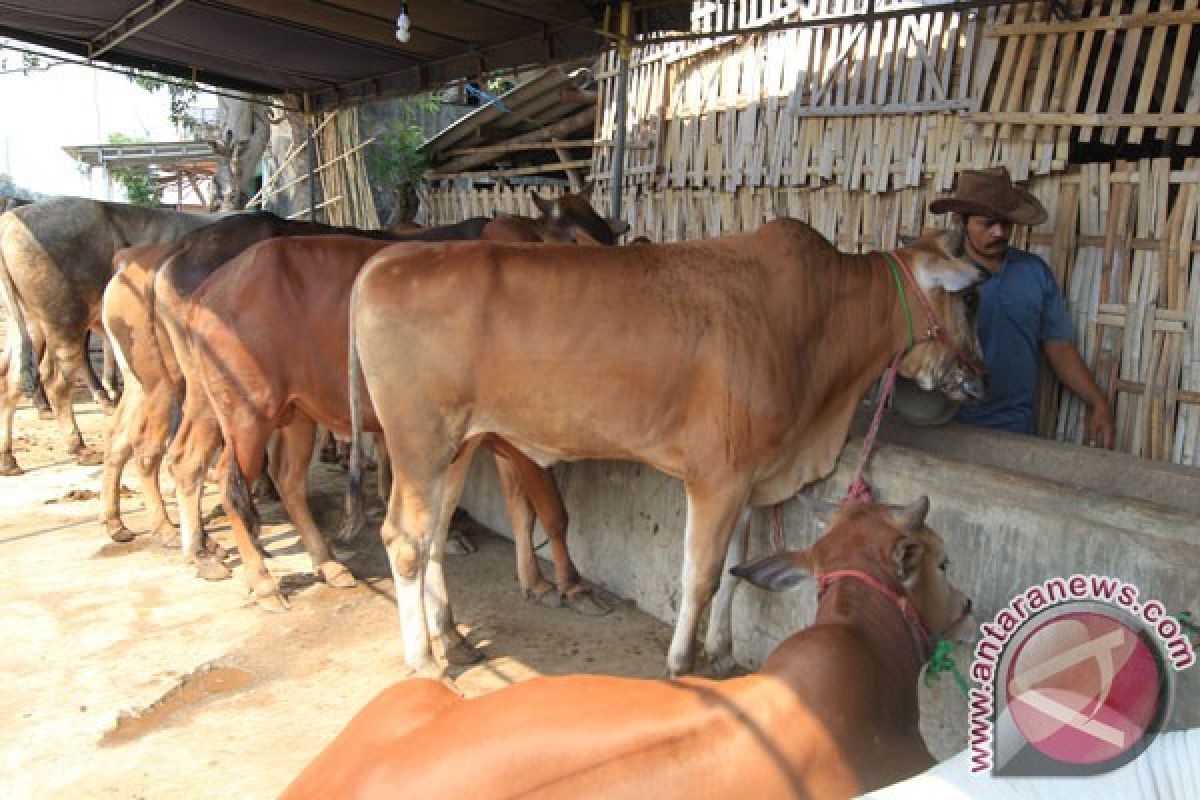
[
  {"xmin": 100, "ymin": 244, "xmax": 183, "ymax": 546},
  {"xmin": 280, "ymin": 496, "xmax": 973, "ymax": 800},
  {"xmin": 346, "ymin": 220, "xmax": 987, "ymax": 677},
  {"xmin": 153, "ymin": 195, "xmax": 624, "ymax": 604},
  {"xmin": 185, "ymin": 236, "xmax": 601, "ymax": 621}
]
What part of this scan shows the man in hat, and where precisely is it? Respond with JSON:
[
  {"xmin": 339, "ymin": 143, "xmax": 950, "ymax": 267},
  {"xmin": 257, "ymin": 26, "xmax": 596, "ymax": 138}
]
[{"xmin": 931, "ymin": 167, "xmax": 1115, "ymax": 447}]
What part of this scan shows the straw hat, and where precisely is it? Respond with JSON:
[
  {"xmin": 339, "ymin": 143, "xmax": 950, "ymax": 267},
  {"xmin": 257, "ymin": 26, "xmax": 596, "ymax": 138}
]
[{"xmin": 929, "ymin": 167, "xmax": 1048, "ymax": 226}]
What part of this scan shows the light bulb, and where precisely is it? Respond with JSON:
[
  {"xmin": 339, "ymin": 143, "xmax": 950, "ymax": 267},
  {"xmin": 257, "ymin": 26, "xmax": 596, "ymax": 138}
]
[{"xmin": 396, "ymin": 7, "xmax": 411, "ymax": 43}]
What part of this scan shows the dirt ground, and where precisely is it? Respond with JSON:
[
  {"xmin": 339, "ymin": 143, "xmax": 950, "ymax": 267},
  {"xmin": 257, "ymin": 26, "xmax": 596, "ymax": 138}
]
[{"xmin": 0, "ymin": 394, "xmax": 673, "ymax": 799}]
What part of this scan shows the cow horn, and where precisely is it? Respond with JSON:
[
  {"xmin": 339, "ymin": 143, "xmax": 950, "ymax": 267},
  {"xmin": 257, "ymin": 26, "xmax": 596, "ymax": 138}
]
[{"xmin": 889, "ymin": 495, "xmax": 930, "ymax": 532}]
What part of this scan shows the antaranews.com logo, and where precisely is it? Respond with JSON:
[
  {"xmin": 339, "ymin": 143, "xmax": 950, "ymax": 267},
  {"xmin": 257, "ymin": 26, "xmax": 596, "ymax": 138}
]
[{"xmin": 968, "ymin": 574, "xmax": 1195, "ymax": 776}]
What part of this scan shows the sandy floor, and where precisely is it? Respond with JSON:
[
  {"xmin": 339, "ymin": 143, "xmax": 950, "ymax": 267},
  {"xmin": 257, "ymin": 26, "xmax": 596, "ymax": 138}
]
[{"xmin": 0, "ymin": 395, "xmax": 672, "ymax": 799}]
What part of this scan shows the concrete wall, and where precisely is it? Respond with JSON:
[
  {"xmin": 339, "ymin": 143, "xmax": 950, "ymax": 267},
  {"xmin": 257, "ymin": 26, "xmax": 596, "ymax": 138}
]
[{"xmin": 457, "ymin": 416, "xmax": 1200, "ymax": 758}]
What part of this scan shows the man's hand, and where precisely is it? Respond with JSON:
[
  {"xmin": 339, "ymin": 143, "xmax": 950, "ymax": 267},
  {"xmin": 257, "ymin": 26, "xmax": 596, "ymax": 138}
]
[
  {"xmin": 1044, "ymin": 340, "xmax": 1116, "ymax": 449},
  {"xmin": 1087, "ymin": 400, "xmax": 1115, "ymax": 449}
]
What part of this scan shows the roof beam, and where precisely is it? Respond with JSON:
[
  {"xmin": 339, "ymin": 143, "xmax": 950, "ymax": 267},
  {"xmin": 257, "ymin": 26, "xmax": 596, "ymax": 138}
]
[{"xmin": 89, "ymin": 0, "xmax": 186, "ymax": 59}]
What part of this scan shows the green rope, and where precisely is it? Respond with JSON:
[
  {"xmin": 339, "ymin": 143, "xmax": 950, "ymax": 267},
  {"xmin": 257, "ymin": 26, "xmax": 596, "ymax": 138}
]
[
  {"xmin": 1175, "ymin": 611, "xmax": 1200, "ymax": 647},
  {"xmin": 883, "ymin": 253, "xmax": 915, "ymax": 353},
  {"xmin": 924, "ymin": 636, "xmax": 970, "ymax": 697}
]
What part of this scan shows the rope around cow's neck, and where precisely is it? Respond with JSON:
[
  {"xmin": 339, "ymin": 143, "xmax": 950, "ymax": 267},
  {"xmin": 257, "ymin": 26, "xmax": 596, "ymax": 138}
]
[
  {"xmin": 768, "ymin": 251, "xmax": 922, "ymax": 548},
  {"xmin": 884, "ymin": 252, "xmax": 916, "ymax": 353}
]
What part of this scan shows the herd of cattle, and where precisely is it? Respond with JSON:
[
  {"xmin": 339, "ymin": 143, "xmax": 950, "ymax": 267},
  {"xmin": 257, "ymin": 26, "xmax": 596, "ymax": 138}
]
[{"xmin": 2, "ymin": 193, "xmax": 995, "ymax": 797}]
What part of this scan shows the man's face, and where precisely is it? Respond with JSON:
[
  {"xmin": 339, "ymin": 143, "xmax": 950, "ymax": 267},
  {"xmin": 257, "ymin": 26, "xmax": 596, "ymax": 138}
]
[{"xmin": 960, "ymin": 214, "xmax": 1013, "ymax": 268}]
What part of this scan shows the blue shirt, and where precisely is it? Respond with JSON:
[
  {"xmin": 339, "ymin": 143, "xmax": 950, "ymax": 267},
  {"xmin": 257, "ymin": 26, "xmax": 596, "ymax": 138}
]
[{"xmin": 955, "ymin": 248, "xmax": 1075, "ymax": 434}]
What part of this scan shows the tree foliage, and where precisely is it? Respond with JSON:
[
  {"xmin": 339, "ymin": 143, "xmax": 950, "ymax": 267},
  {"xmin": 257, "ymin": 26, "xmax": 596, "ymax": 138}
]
[
  {"xmin": 128, "ymin": 70, "xmax": 201, "ymax": 132},
  {"xmin": 106, "ymin": 133, "xmax": 160, "ymax": 207},
  {"xmin": 367, "ymin": 95, "xmax": 442, "ymax": 189}
]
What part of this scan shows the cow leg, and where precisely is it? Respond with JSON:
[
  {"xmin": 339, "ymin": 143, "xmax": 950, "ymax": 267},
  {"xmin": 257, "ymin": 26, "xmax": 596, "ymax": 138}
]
[
  {"xmin": 493, "ymin": 453, "xmax": 554, "ymax": 603},
  {"xmin": 168, "ymin": 395, "xmax": 228, "ymax": 580},
  {"xmin": 132, "ymin": 381, "xmax": 177, "ymax": 541},
  {"xmin": 100, "ymin": 377, "xmax": 142, "ymax": 542},
  {"xmin": 422, "ymin": 439, "xmax": 483, "ymax": 667},
  {"xmin": 667, "ymin": 482, "xmax": 751, "ymax": 677},
  {"xmin": 270, "ymin": 413, "xmax": 355, "ymax": 589},
  {"xmin": 44, "ymin": 341, "xmax": 95, "ymax": 462},
  {"xmin": 386, "ymin": 440, "xmax": 482, "ymax": 676},
  {"xmin": 519, "ymin": 460, "xmax": 609, "ymax": 616},
  {"xmin": 30, "ymin": 329, "xmax": 52, "ymax": 419},
  {"xmin": 703, "ymin": 507, "xmax": 753, "ymax": 678},
  {"xmin": 82, "ymin": 330, "xmax": 117, "ymax": 412},
  {"xmin": 214, "ymin": 441, "xmax": 284, "ymax": 610},
  {"xmin": 0, "ymin": 332, "xmax": 25, "ymax": 475},
  {"xmin": 100, "ymin": 332, "xmax": 121, "ymax": 405}
]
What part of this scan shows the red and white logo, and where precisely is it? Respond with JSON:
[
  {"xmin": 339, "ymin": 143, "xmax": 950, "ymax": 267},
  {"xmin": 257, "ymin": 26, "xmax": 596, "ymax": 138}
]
[{"xmin": 1005, "ymin": 610, "xmax": 1163, "ymax": 767}]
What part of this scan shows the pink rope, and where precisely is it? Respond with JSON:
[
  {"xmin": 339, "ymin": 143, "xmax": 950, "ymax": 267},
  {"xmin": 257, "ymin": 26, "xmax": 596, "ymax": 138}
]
[{"xmin": 842, "ymin": 350, "xmax": 903, "ymax": 505}]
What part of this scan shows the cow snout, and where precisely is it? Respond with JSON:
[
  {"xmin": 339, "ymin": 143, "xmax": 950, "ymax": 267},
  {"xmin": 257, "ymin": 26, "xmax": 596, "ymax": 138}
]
[{"xmin": 956, "ymin": 370, "xmax": 987, "ymax": 402}]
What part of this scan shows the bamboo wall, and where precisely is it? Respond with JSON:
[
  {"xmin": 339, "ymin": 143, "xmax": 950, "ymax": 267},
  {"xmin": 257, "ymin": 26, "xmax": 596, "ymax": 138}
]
[{"xmin": 420, "ymin": 0, "xmax": 1200, "ymax": 466}]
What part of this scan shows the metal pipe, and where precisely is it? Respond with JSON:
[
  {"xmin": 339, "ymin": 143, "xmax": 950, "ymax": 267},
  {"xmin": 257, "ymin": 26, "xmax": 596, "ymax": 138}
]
[{"xmin": 609, "ymin": 1, "xmax": 632, "ymax": 221}]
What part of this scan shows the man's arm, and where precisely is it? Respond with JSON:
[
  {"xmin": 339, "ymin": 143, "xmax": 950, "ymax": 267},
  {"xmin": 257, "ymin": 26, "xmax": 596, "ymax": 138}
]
[{"xmin": 1043, "ymin": 340, "xmax": 1115, "ymax": 448}]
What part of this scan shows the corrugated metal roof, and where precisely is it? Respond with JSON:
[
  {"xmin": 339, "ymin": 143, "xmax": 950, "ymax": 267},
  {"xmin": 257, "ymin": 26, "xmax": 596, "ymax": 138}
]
[{"xmin": 0, "ymin": 1, "xmax": 689, "ymax": 110}]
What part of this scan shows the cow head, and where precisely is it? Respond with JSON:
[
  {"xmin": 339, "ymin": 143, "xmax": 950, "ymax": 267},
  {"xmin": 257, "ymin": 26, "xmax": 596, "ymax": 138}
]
[
  {"xmin": 531, "ymin": 189, "xmax": 630, "ymax": 245},
  {"xmin": 732, "ymin": 496, "xmax": 973, "ymax": 647},
  {"xmin": 895, "ymin": 229, "xmax": 989, "ymax": 403}
]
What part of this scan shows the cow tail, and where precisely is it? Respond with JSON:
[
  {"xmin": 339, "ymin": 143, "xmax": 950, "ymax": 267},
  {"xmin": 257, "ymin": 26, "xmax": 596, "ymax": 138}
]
[
  {"xmin": 0, "ymin": 226, "xmax": 38, "ymax": 398},
  {"xmin": 337, "ymin": 284, "xmax": 368, "ymax": 544},
  {"xmin": 225, "ymin": 449, "xmax": 262, "ymax": 539}
]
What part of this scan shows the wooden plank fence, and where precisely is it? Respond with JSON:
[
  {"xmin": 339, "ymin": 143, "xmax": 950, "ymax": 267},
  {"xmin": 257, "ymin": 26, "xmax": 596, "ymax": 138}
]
[{"xmin": 588, "ymin": 0, "xmax": 1199, "ymax": 194}]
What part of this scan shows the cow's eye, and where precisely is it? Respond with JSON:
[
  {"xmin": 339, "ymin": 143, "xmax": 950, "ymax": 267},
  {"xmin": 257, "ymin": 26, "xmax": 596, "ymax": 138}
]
[{"xmin": 938, "ymin": 558, "xmax": 949, "ymax": 572}]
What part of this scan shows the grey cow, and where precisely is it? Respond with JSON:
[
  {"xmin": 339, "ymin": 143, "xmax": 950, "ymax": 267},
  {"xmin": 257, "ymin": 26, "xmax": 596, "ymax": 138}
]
[{"xmin": 0, "ymin": 197, "xmax": 220, "ymax": 473}]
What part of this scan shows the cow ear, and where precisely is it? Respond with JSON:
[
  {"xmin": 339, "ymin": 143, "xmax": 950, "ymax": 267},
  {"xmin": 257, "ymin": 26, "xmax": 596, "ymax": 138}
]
[
  {"xmin": 580, "ymin": 179, "xmax": 595, "ymax": 196},
  {"xmin": 531, "ymin": 192, "xmax": 557, "ymax": 219},
  {"xmin": 731, "ymin": 550, "xmax": 814, "ymax": 593},
  {"xmin": 892, "ymin": 536, "xmax": 926, "ymax": 588},
  {"xmin": 606, "ymin": 217, "xmax": 630, "ymax": 237}
]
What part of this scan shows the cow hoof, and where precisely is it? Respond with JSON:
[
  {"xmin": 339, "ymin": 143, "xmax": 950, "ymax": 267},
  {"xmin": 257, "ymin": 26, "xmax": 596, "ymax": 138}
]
[
  {"xmin": 75, "ymin": 448, "xmax": 104, "ymax": 466},
  {"xmin": 523, "ymin": 582, "xmax": 558, "ymax": 608},
  {"xmin": 254, "ymin": 589, "xmax": 290, "ymax": 613},
  {"xmin": 108, "ymin": 525, "xmax": 136, "ymax": 544},
  {"xmin": 702, "ymin": 653, "xmax": 740, "ymax": 680},
  {"xmin": 150, "ymin": 523, "xmax": 179, "ymax": 548},
  {"xmin": 444, "ymin": 637, "xmax": 484, "ymax": 667},
  {"xmin": 202, "ymin": 536, "xmax": 228, "ymax": 560},
  {"xmin": 194, "ymin": 555, "xmax": 232, "ymax": 582},
  {"xmin": 0, "ymin": 453, "xmax": 24, "ymax": 476},
  {"xmin": 318, "ymin": 561, "xmax": 357, "ymax": 589},
  {"xmin": 410, "ymin": 661, "xmax": 448, "ymax": 681},
  {"xmin": 446, "ymin": 530, "xmax": 476, "ymax": 556},
  {"xmin": 561, "ymin": 587, "xmax": 613, "ymax": 617}
]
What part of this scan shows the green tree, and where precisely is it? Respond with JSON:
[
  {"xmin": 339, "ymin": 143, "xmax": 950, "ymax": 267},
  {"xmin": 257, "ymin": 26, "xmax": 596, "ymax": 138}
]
[
  {"xmin": 106, "ymin": 133, "xmax": 159, "ymax": 207},
  {"xmin": 368, "ymin": 95, "xmax": 441, "ymax": 225},
  {"xmin": 128, "ymin": 70, "xmax": 201, "ymax": 132}
]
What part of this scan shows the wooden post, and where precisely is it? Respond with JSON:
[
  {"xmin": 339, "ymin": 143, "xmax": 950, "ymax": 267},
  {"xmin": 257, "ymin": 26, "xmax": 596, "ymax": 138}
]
[
  {"xmin": 611, "ymin": 1, "xmax": 633, "ymax": 220},
  {"xmin": 305, "ymin": 94, "xmax": 317, "ymax": 223}
]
